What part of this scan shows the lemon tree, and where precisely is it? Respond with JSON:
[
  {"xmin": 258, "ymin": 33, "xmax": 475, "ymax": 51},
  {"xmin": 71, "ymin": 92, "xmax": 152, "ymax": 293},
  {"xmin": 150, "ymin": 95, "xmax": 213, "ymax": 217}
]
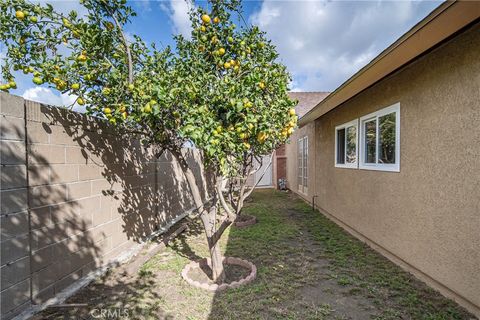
[{"xmin": 0, "ymin": 0, "xmax": 297, "ymax": 283}]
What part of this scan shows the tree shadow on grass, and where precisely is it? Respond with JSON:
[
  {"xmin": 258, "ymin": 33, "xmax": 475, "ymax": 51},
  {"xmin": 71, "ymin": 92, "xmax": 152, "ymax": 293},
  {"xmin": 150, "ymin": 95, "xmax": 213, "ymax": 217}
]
[{"xmin": 207, "ymin": 189, "xmax": 476, "ymax": 320}]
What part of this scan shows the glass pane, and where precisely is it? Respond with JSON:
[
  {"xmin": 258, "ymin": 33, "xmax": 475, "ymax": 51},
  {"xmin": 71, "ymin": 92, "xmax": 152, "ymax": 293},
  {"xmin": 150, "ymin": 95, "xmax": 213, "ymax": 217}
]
[
  {"xmin": 303, "ymin": 139, "xmax": 308, "ymax": 184},
  {"xmin": 303, "ymin": 139, "xmax": 308, "ymax": 186},
  {"xmin": 336, "ymin": 128, "xmax": 345, "ymax": 164},
  {"xmin": 298, "ymin": 139, "xmax": 303, "ymax": 186},
  {"xmin": 346, "ymin": 126, "xmax": 356, "ymax": 164},
  {"xmin": 364, "ymin": 119, "xmax": 376, "ymax": 163},
  {"xmin": 379, "ymin": 112, "xmax": 396, "ymax": 164}
]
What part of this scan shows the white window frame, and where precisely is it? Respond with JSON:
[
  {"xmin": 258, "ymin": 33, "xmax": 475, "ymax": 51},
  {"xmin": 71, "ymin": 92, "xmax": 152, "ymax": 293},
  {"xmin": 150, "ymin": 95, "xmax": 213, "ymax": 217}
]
[
  {"xmin": 359, "ymin": 103, "xmax": 400, "ymax": 172},
  {"xmin": 297, "ymin": 136, "xmax": 308, "ymax": 194},
  {"xmin": 334, "ymin": 119, "xmax": 358, "ymax": 169}
]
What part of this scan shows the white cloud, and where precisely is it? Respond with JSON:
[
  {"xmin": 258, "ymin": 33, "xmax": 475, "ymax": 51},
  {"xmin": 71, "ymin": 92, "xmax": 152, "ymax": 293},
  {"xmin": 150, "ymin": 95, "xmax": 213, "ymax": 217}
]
[
  {"xmin": 22, "ymin": 87, "xmax": 85, "ymax": 113},
  {"xmin": 33, "ymin": 0, "xmax": 88, "ymax": 18},
  {"xmin": 251, "ymin": 0, "xmax": 442, "ymax": 91},
  {"xmin": 160, "ymin": 0, "xmax": 194, "ymax": 39}
]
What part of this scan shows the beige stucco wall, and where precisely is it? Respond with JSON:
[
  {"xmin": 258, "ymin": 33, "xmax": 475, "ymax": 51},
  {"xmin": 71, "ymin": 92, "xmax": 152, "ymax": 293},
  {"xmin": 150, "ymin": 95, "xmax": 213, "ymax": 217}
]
[
  {"xmin": 285, "ymin": 121, "xmax": 316, "ymax": 202},
  {"xmin": 286, "ymin": 23, "xmax": 480, "ymax": 316},
  {"xmin": 294, "ymin": 23, "xmax": 479, "ymax": 314}
]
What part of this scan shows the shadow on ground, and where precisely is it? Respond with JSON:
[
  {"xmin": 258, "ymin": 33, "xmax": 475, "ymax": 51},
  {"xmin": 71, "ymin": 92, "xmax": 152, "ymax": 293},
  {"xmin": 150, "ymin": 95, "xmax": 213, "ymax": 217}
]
[
  {"xmin": 29, "ymin": 188, "xmax": 476, "ymax": 320},
  {"xmin": 207, "ymin": 189, "xmax": 474, "ymax": 320}
]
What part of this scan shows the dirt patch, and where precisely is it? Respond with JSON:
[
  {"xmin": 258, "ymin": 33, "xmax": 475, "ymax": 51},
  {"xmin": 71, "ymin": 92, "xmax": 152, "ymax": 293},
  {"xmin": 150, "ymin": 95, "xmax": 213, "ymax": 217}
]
[
  {"xmin": 233, "ymin": 214, "xmax": 257, "ymax": 227},
  {"xmin": 33, "ymin": 190, "xmax": 476, "ymax": 320},
  {"xmin": 188, "ymin": 262, "xmax": 250, "ymax": 285}
]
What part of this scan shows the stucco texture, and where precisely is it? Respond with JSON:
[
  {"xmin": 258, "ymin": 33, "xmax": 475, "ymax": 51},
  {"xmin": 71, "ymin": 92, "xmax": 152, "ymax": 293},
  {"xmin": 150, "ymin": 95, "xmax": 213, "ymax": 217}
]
[
  {"xmin": 297, "ymin": 23, "xmax": 480, "ymax": 313},
  {"xmin": 285, "ymin": 121, "xmax": 317, "ymax": 202}
]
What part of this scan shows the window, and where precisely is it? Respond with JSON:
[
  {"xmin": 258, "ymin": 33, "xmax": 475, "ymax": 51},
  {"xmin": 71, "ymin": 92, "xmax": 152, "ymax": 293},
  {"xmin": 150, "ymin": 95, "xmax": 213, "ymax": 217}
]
[
  {"xmin": 298, "ymin": 136, "xmax": 308, "ymax": 194},
  {"xmin": 335, "ymin": 119, "xmax": 358, "ymax": 168},
  {"xmin": 359, "ymin": 103, "xmax": 400, "ymax": 172}
]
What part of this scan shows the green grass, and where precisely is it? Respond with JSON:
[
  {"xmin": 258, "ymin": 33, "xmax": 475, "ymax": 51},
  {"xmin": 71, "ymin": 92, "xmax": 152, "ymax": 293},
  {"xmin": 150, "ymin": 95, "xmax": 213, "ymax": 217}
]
[{"xmin": 37, "ymin": 189, "xmax": 475, "ymax": 320}]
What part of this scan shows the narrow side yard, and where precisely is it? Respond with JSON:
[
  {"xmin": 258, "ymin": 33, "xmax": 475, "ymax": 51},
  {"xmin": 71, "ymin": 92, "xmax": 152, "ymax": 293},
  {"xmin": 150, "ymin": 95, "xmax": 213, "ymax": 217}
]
[{"xmin": 36, "ymin": 189, "xmax": 474, "ymax": 320}]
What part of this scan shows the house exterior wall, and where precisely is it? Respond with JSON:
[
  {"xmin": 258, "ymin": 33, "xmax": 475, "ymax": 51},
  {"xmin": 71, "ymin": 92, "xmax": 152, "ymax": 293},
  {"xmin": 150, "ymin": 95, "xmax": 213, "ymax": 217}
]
[
  {"xmin": 319, "ymin": 23, "xmax": 480, "ymax": 314},
  {"xmin": 285, "ymin": 121, "xmax": 316, "ymax": 202},
  {"xmin": 290, "ymin": 23, "xmax": 480, "ymax": 315},
  {"xmin": 0, "ymin": 94, "xmax": 203, "ymax": 320}
]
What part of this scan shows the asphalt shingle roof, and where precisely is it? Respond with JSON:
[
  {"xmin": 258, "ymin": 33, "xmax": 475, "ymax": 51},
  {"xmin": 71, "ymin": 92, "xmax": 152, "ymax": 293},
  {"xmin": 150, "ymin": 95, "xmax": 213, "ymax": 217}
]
[{"xmin": 288, "ymin": 92, "xmax": 330, "ymax": 118}]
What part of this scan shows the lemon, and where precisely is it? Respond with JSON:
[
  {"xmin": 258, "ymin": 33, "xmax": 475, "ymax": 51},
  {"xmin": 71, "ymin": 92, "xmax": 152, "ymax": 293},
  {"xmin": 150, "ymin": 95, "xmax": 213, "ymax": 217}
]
[
  {"xmin": 77, "ymin": 54, "xmax": 87, "ymax": 62},
  {"xmin": 77, "ymin": 98, "xmax": 85, "ymax": 105},
  {"xmin": 15, "ymin": 11, "xmax": 25, "ymax": 20},
  {"xmin": 288, "ymin": 108, "xmax": 296, "ymax": 116},
  {"xmin": 213, "ymin": 17, "xmax": 220, "ymax": 23},
  {"xmin": 257, "ymin": 132, "xmax": 267, "ymax": 143},
  {"xmin": 218, "ymin": 48, "xmax": 225, "ymax": 56},
  {"xmin": 71, "ymin": 83, "xmax": 80, "ymax": 90},
  {"xmin": 201, "ymin": 14, "xmax": 211, "ymax": 24},
  {"xmin": 103, "ymin": 107, "xmax": 112, "ymax": 114},
  {"xmin": 32, "ymin": 77, "xmax": 43, "ymax": 85}
]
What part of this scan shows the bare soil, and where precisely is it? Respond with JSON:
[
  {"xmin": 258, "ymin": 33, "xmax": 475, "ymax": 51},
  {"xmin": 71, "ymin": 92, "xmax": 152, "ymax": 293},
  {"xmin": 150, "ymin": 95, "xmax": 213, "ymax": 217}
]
[
  {"xmin": 188, "ymin": 262, "xmax": 250, "ymax": 285},
  {"xmin": 33, "ymin": 189, "xmax": 476, "ymax": 320}
]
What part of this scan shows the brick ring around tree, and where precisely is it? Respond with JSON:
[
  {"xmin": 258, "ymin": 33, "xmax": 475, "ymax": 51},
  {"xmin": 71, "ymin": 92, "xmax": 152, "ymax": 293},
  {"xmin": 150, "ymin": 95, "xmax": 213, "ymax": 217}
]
[{"xmin": 181, "ymin": 257, "xmax": 257, "ymax": 291}]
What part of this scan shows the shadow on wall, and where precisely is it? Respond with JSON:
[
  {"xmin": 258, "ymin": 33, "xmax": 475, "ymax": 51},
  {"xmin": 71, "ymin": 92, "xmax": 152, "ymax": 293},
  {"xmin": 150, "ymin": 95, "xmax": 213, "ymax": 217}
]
[
  {"xmin": 1, "ymin": 93, "xmax": 206, "ymax": 319},
  {"xmin": 1, "ymin": 112, "xmax": 101, "ymax": 318},
  {"xmin": 40, "ymin": 104, "xmax": 204, "ymax": 243}
]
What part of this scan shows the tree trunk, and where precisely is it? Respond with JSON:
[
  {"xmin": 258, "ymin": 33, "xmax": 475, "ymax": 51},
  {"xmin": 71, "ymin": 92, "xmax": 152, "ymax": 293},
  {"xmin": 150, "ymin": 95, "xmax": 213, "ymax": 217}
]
[
  {"xmin": 171, "ymin": 150, "xmax": 226, "ymax": 283},
  {"xmin": 200, "ymin": 205, "xmax": 225, "ymax": 283}
]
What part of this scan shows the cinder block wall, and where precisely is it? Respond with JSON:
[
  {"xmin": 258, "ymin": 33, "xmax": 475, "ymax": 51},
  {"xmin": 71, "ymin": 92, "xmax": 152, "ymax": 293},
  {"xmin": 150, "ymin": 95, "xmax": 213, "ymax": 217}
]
[{"xmin": 0, "ymin": 93, "xmax": 203, "ymax": 320}]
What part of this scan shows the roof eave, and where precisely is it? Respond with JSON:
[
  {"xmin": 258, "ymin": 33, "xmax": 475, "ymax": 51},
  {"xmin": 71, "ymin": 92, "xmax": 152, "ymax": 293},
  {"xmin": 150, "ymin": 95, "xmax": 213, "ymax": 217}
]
[{"xmin": 299, "ymin": 1, "xmax": 480, "ymax": 126}]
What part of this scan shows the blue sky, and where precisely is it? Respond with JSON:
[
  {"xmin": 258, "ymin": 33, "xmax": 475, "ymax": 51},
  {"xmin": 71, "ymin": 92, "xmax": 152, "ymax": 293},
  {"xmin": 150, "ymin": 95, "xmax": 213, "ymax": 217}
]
[{"xmin": 3, "ymin": 0, "xmax": 442, "ymax": 109}]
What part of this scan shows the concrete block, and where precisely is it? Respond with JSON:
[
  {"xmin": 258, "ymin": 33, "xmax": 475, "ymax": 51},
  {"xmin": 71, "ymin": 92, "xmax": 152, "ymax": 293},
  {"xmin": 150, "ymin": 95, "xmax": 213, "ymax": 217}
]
[
  {"xmin": 27, "ymin": 121, "xmax": 50, "ymax": 144},
  {"xmin": 32, "ymin": 285, "xmax": 54, "ymax": 305},
  {"xmin": 0, "ymin": 279, "xmax": 30, "ymax": 316},
  {"xmin": 90, "ymin": 179, "xmax": 111, "ymax": 196},
  {"xmin": 54, "ymin": 270, "xmax": 82, "ymax": 294},
  {"xmin": 78, "ymin": 164, "xmax": 102, "ymax": 181},
  {"xmin": 0, "ymin": 140, "xmax": 25, "ymax": 165},
  {"xmin": 0, "ymin": 256, "xmax": 30, "ymax": 290},
  {"xmin": 28, "ymin": 144, "xmax": 65, "ymax": 164},
  {"xmin": 0, "ymin": 211, "xmax": 28, "ymax": 240},
  {"xmin": 31, "ymin": 265, "xmax": 58, "ymax": 296},
  {"xmin": 0, "ymin": 115, "xmax": 25, "ymax": 141},
  {"xmin": 31, "ymin": 245, "xmax": 54, "ymax": 273},
  {"xmin": 50, "ymin": 164, "xmax": 79, "ymax": 184},
  {"xmin": 0, "ymin": 92, "xmax": 24, "ymax": 118},
  {"xmin": 30, "ymin": 206, "xmax": 52, "ymax": 230},
  {"xmin": 65, "ymin": 146, "xmax": 87, "ymax": 164},
  {"xmin": 29, "ymin": 184, "xmax": 67, "ymax": 208},
  {"xmin": 0, "ymin": 165, "xmax": 27, "ymax": 190},
  {"xmin": 66, "ymin": 181, "xmax": 91, "ymax": 201},
  {"xmin": 0, "ymin": 234, "xmax": 29, "ymax": 265},
  {"xmin": 28, "ymin": 164, "xmax": 51, "ymax": 186},
  {"xmin": 25, "ymin": 100, "xmax": 49, "ymax": 124},
  {"xmin": 0, "ymin": 188, "xmax": 28, "ymax": 214},
  {"xmin": 49, "ymin": 125, "xmax": 79, "ymax": 146}
]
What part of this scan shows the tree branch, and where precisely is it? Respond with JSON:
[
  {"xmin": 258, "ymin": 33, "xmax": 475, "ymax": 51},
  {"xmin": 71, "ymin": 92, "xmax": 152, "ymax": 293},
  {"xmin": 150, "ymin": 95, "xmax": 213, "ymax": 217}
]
[{"xmin": 104, "ymin": 7, "xmax": 133, "ymax": 84}]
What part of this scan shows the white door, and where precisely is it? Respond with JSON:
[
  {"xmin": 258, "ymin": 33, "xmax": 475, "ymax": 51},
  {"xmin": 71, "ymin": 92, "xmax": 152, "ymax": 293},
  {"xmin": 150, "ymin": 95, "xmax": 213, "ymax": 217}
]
[{"xmin": 254, "ymin": 156, "xmax": 273, "ymax": 187}]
